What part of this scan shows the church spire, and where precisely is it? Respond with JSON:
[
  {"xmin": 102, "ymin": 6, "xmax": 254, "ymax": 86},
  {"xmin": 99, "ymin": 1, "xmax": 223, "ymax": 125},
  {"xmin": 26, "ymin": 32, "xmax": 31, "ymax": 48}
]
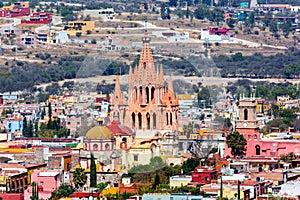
[
  {"xmin": 159, "ymin": 64, "xmax": 164, "ymax": 84},
  {"xmin": 139, "ymin": 32, "xmax": 154, "ymax": 68},
  {"xmin": 128, "ymin": 65, "xmax": 132, "ymax": 83},
  {"xmin": 168, "ymin": 75, "xmax": 173, "ymax": 94},
  {"xmin": 114, "ymin": 75, "xmax": 121, "ymax": 97}
]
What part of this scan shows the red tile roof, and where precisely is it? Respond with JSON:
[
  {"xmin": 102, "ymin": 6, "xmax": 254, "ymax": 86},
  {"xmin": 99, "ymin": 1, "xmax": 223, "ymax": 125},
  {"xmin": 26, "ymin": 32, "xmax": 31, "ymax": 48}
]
[{"xmin": 107, "ymin": 121, "xmax": 133, "ymax": 136}]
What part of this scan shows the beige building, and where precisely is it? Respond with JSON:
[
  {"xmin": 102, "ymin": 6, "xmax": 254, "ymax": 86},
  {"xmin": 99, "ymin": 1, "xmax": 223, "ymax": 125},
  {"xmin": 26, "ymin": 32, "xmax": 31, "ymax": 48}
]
[{"xmin": 64, "ymin": 20, "xmax": 95, "ymax": 35}]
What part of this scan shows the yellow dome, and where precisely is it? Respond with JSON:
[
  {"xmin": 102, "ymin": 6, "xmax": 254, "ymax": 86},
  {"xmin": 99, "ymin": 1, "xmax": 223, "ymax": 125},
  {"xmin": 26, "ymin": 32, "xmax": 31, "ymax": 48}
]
[{"xmin": 85, "ymin": 126, "xmax": 113, "ymax": 139}]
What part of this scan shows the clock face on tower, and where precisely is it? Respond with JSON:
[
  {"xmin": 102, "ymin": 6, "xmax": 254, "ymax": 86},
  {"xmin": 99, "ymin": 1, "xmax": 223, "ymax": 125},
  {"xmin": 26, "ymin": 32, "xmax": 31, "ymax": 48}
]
[{"xmin": 243, "ymin": 122, "xmax": 248, "ymax": 127}]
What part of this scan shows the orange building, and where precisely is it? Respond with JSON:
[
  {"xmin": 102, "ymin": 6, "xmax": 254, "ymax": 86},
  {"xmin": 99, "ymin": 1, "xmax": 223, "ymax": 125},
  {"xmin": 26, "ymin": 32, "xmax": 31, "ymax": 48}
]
[{"xmin": 110, "ymin": 33, "xmax": 179, "ymax": 132}]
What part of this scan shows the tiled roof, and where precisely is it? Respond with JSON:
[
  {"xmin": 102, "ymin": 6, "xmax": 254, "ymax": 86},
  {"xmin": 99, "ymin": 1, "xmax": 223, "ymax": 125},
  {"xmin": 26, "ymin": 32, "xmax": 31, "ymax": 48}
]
[{"xmin": 107, "ymin": 121, "xmax": 133, "ymax": 136}]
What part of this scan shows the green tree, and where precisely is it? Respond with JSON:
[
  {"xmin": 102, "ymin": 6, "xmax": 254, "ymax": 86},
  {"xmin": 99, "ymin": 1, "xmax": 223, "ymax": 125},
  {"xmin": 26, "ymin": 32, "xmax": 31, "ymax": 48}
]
[
  {"xmin": 226, "ymin": 18, "xmax": 235, "ymax": 28},
  {"xmin": 282, "ymin": 20, "xmax": 292, "ymax": 38},
  {"xmin": 246, "ymin": 12, "xmax": 255, "ymax": 28},
  {"xmin": 56, "ymin": 183, "xmax": 74, "ymax": 198},
  {"xmin": 72, "ymin": 168, "xmax": 87, "ymax": 190},
  {"xmin": 96, "ymin": 182, "xmax": 108, "ymax": 192},
  {"xmin": 226, "ymin": 131, "xmax": 247, "ymax": 158},
  {"xmin": 22, "ymin": 117, "xmax": 28, "ymax": 137},
  {"xmin": 91, "ymin": 38, "xmax": 97, "ymax": 44},
  {"xmin": 183, "ymin": 123, "xmax": 193, "ymax": 138},
  {"xmin": 269, "ymin": 19, "xmax": 278, "ymax": 34},
  {"xmin": 28, "ymin": 120, "xmax": 33, "ymax": 137},
  {"xmin": 75, "ymin": 32, "xmax": 82, "ymax": 38},
  {"xmin": 198, "ymin": 87, "xmax": 211, "ymax": 108},
  {"xmin": 182, "ymin": 158, "xmax": 200, "ymax": 174},
  {"xmin": 284, "ymin": 63, "xmax": 300, "ymax": 78},
  {"xmin": 90, "ymin": 153, "xmax": 97, "ymax": 187},
  {"xmin": 231, "ymin": 52, "xmax": 244, "ymax": 62},
  {"xmin": 152, "ymin": 172, "xmax": 161, "ymax": 189}
]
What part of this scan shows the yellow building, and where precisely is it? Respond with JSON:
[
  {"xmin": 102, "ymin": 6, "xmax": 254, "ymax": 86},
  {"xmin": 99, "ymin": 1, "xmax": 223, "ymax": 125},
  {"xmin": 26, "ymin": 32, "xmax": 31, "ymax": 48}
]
[
  {"xmin": 3, "ymin": 2, "xmax": 29, "ymax": 10},
  {"xmin": 169, "ymin": 175, "xmax": 192, "ymax": 188},
  {"xmin": 64, "ymin": 21, "xmax": 95, "ymax": 35}
]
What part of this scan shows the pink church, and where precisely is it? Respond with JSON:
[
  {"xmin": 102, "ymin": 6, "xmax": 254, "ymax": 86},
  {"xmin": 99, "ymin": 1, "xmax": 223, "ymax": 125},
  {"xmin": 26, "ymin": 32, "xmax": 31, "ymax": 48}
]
[{"xmin": 225, "ymin": 97, "xmax": 300, "ymax": 158}]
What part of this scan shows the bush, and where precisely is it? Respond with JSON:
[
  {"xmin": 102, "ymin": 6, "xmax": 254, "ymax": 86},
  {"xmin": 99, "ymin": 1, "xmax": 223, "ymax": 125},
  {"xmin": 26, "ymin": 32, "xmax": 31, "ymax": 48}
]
[{"xmin": 91, "ymin": 39, "xmax": 97, "ymax": 44}]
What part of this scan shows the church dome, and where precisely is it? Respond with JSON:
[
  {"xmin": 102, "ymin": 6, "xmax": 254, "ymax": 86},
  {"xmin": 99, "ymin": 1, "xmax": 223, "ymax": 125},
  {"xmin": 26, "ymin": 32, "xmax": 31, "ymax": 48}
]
[{"xmin": 85, "ymin": 126, "xmax": 113, "ymax": 139}]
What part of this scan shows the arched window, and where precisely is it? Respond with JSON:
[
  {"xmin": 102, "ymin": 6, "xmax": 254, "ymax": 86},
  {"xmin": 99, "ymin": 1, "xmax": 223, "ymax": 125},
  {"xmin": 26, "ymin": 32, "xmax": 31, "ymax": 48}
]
[
  {"xmin": 105, "ymin": 143, "xmax": 110, "ymax": 151},
  {"xmin": 134, "ymin": 87, "xmax": 137, "ymax": 102},
  {"xmin": 255, "ymin": 145, "xmax": 260, "ymax": 155},
  {"xmin": 138, "ymin": 112, "xmax": 142, "ymax": 129},
  {"xmin": 132, "ymin": 112, "xmax": 135, "ymax": 129},
  {"xmin": 146, "ymin": 87, "xmax": 149, "ymax": 104},
  {"xmin": 146, "ymin": 112, "xmax": 150, "ymax": 130},
  {"xmin": 93, "ymin": 144, "xmax": 98, "ymax": 151},
  {"xmin": 166, "ymin": 113, "xmax": 169, "ymax": 125},
  {"xmin": 254, "ymin": 134, "xmax": 257, "ymax": 139},
  {"xmin": 143, "ymin": 62, "xmax": 146, "ymax": 69},
  {"xmin": 153, "ymin": 113, "xmax": 156, "ymax": 129},
  {"xmin": 170, "ymin": 113, "xmax": 173, "ymax": 126},
  {"xmin": 139, "ymin": 87, "xmax": 143, "ymax": 104},
  {"xmin": 244, "ymin": 109, "xmax": 248, "ymax": 120},
  {"xmin": 151, "ymin": 87, "xmax": 155, "ymax": 101}
]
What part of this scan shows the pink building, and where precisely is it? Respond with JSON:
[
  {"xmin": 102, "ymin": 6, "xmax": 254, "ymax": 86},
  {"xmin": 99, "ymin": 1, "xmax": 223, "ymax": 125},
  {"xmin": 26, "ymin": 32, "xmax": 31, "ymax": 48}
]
[
  {"xmin": 24, "ymin": 170, "xmax": 61, "ymax": 200},
  {"xmin": 225, "ymin": 97, "xmax": 300, "ymax": 158}
]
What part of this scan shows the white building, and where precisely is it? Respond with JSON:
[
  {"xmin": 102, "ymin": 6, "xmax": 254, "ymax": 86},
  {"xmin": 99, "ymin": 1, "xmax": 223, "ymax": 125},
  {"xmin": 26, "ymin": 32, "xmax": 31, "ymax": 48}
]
[
  {"xmin": 83, "ymin": 8, "xmax": 115, "ymax": 21},
  {"xmin": 200, "ymin": 29, "xmax": 233, "ymax": 42},
  {"xmin": 152, "ymin": 30, "xmax": 190, "ymax": 42}
]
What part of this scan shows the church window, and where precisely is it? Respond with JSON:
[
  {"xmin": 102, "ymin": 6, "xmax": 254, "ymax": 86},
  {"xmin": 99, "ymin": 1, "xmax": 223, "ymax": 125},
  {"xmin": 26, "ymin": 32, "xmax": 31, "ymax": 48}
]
[
  {"xmin": 153, "ymin": 113, "xmax": 156, "ymax": 129},
  {"xmin": 93, "ymin": 144, "xmax": 98, "ymax": 151},
  {"xmin": 146, "ymin": 87, "xmax": 149, "ymax": 104},
  {"xmin": 134, "ymin": 87, "xmax": 137, "ymax": 101},
  {"xmin": 254, "ymin": 134, "xmax": 257, "ymax": 139},
  {"xmin": 139, "ymin": 87, "xmax": 143, "ymax": 104},
  {"xmin": 132, "ymin": 113, "xmax": 135, "ymax": 129},
  {"xmin": 170, "ymin": 113, "xmax": 173, "ymax": 125},
  {"xmin": 105, "ymin": 143, "xmax": 110, "ymax": 151},
  {"xmin": 138, "ymin": 112, "xmax": 142, "ymax": 129},
  {"xmin": 166, "ymin": 113, "xmax": 169, "ymax": 125},
  {"xmin": 143, "ymin": 62, "xmax": 146, "ymax": 69},
  {"xmin": 151, "ymin": 87, "xmax": 155, "ymax": 101},
  {"xmin": 146, "ymin": 112, "xmax": 150, "ymax": 130},
  {"xmin": 244, "ymin": 109, "xmax": 248, "ymax": 120}
]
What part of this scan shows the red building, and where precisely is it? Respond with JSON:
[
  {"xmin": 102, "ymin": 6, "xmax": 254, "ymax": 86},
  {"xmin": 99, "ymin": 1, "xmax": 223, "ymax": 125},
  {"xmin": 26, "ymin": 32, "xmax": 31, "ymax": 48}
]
[
  {"xmin": 119, "ymin": 178, "xmax": 138, "ymax": 195},
  {"xmin": 190, "ymin": 168, "xmax": 217, "ymax": 185},
  {"xmin": 21, "ymin": 12, "xmax": 52, "ymax": 25},
  {"xmin": 0, "ymin": 2, "xmax": 30, "ymax": 18},
  {"xmin": 208, "ymin": 27, "xmax": 229, "ymax": 35}
]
